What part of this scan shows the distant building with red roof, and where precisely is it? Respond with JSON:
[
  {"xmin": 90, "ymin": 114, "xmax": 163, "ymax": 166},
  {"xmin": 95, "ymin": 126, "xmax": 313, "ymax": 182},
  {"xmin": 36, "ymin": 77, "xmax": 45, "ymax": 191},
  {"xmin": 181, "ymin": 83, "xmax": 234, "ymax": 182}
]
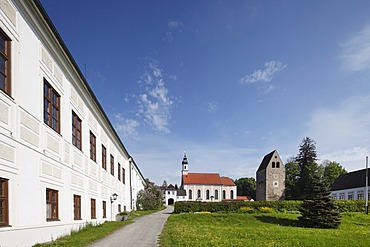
[{"xmin": 179, "ymin": 153, "xmax": 237, "ymax": 202}]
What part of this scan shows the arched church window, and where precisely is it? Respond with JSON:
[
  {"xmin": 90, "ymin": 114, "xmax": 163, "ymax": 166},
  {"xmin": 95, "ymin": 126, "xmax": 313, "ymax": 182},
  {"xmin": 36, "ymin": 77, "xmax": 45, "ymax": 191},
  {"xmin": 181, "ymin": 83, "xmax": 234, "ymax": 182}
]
[
  {"xmin": 231, "ymin": 190, "xmax": 234, "ymax": 199},
  {"xmin": 206, "ymin": 190, "xmax": 210, "ymax": 200},
  {"xmin": 189, "ymin": 189, "xmax": 192, "ymax": 200},
  {"xmin": 272, "ymin": 162, "xmax": 276, "ymax": 168},
  {"xmin": 222, "ymin": 190, "xmax": 226, "ymax": 200},
  {"xmin": 197, "ymin": 189, "xmax": 201, "ymax": 200},
  {"xmin": 215, "ymin": 190, "xmax": 219, "ymax": 200},
  {"xmin": 276, "ymin": 162, "xmax": 280, "ymax": 168}
]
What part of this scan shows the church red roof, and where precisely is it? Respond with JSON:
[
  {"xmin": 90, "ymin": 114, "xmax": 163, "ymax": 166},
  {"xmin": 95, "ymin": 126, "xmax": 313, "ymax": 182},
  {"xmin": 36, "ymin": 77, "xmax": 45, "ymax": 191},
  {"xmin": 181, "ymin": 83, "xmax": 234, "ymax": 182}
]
[
  {"xmin": 182, "ymin": 173, "xmax": 235, "ymax": 186},
  {"xmin": 220, "ymin": 176, "xmax": 236, "ymax": 186}
]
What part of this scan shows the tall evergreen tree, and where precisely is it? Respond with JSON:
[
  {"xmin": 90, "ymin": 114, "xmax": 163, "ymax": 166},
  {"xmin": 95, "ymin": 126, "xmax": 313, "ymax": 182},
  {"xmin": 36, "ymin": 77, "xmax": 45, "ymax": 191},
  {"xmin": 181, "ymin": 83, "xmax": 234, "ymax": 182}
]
[
  {"xmin": 299, "ymin": 173, "xmax": 341, "ymax": 229},
  {"xmin": 295, "ymin": 137, "xmax": 321, "ymax": 199}
]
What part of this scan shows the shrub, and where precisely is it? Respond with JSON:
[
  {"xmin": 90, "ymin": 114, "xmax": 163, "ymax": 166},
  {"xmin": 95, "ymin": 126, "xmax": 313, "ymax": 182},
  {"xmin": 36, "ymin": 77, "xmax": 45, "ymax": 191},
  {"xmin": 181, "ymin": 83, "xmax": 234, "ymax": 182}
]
[
  {"xmin": 174, "ymin": 200, "xmax": 365, "ymax": 214},
  {"xmin": 239, "ymin": 206, "xmax": 254, "ymax": 213},
  {"xmin": 258, "ymin": 207, "xmax": 274, "ymax": 213}
]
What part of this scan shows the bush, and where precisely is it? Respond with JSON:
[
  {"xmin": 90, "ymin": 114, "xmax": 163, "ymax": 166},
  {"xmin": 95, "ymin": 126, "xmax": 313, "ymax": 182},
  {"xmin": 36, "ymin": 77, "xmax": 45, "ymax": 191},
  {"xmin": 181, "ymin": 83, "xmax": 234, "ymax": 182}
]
[
  {"xmin": 258, "ymin": 207, "xmax": 274, "ymax": 213},
  {"xmin": 239, "ymin": 206, "xmax": 254, "ymax": 213},
  {"xmin": 335, "ymin": 200, "xmax": 365, "ymax": 212},
  {"xmin": 174, "ymin": 200, "xmax": 366, "ymax": 214}
]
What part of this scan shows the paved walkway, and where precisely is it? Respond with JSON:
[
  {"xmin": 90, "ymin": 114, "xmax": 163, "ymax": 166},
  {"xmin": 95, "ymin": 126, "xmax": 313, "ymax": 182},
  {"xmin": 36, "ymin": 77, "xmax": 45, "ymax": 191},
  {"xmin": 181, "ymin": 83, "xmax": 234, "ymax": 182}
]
[{"xmin": 88, "ymin": 206, "xmax": 173, "ymax": 247}]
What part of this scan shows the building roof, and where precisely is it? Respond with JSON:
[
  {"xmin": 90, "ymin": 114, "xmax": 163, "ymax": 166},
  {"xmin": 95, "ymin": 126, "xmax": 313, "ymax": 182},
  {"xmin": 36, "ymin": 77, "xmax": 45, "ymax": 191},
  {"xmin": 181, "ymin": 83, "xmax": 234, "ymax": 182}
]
[
  {"xmin": 331, "ymin": 169, "xmax": 370, "ymax": 191},
  {"xmin": 166, "ymin": 184, "xmax": 176, "ymax": 190},
  {"xmin": 221, "ymin": 177, "xmax": 236, "ymax": 186},
  {"xmin": 182, "ymin": 173, "xmax": 235, "ymax": 186},
  {"xmin": 257, "ymin": 150, "xmax": 276, "ymax": 172}
]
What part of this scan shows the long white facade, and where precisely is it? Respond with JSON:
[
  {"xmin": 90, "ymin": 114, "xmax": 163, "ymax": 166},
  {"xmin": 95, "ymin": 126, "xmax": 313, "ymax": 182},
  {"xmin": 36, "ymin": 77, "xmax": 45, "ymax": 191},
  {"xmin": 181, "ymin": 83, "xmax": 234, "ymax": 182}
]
[{"xmin": 0, "ymin": 1, "xmax": 145, "ymax": 246}]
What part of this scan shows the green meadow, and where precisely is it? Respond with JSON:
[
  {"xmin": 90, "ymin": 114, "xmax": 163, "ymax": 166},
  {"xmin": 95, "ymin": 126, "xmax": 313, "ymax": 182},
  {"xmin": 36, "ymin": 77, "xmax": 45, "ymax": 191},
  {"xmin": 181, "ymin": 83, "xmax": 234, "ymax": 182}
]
[{"xmin": 159, "ymin": 212, "xmax": 370, "ymax": 247}]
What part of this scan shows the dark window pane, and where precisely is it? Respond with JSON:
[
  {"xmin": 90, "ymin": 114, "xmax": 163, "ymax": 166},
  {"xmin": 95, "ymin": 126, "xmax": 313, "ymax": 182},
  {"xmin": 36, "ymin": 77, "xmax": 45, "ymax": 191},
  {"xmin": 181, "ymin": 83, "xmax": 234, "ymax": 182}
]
[
  {"xmin": 0, "ymin": 74, "xmax": 4, "ymax": 91},
  {"xmin": 52, "ymin": 107, "xmax": 57, "ymax": 118},
  {"xmin": 0, "ymin": 57, "xmax": 5, "ymax": 72},
  {"xmin": 0, "ymin": 35, "xmax": 5, "ymax": 52},
  {"xmin": 52, "ymin": 92, "xmax": 58, "ymax": 104}
]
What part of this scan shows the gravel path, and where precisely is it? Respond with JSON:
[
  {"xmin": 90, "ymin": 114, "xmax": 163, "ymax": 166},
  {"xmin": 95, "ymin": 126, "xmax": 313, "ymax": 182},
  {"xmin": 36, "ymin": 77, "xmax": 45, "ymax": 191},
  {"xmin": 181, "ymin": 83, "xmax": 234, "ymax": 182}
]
[{"xmin": 88, "ymin": 206, "xmax": 173, "ymax": 247}]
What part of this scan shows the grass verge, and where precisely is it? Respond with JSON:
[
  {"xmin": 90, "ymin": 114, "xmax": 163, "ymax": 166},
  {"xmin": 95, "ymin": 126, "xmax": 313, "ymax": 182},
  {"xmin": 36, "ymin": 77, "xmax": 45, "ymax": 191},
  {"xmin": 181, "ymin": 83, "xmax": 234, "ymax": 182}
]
[
  {"xmin": 159, "ymin": 212, "xmax": 370, "ymax": 247},
  {"xmin": 34, "ymin": 206, "xmax": 165, "ymax": 247}
]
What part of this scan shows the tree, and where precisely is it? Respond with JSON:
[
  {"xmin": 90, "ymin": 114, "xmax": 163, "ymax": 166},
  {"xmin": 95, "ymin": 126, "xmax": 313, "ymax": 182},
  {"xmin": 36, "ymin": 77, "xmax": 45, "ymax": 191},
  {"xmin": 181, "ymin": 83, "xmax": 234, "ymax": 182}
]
[
  {"xmin": 299, "ymin": 173, "xmax": 341, "ymax": 229},
  {"xmin": 321, "ymin": 160, "xmax": 347, "ymax": 187},
  {"xmin": 295, "ymin": 137, "xmax": 321, "ymax": 199},
  {"xmin": 284, "ymin": 158, "xmax": 300, "ymax": 200},
  {"xmin": 136, "ymin": 180, "xmax": 162, "ymax": 210},
  {"xmin": 234, "ymin": 177, "xmax": 256, "ymax": 200}
]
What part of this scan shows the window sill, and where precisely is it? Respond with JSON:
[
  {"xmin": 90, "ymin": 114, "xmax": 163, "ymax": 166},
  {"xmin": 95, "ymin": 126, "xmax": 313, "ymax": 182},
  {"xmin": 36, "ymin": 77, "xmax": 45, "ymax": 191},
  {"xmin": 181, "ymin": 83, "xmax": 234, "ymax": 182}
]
[
  {"xmin": 47, "ymin": 219, "xmax": 60, "ymax": 222},
  {"xmin": 0, "ymin": 224, "xmax": 12, "ymax": 228}
]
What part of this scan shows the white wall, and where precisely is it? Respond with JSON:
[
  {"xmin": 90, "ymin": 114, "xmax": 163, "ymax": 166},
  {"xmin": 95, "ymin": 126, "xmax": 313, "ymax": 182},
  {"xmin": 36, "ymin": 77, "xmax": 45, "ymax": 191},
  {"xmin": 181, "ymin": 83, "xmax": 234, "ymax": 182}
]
[
  {"xmin": 0, "ymin": 1, "xmax": 144, "ymax": 246},
  {"xmin": 183, "ymin": 184, "xmax": 237, "ymax": 202},
  {"xmin": 331, "ymin": 187, "xmax": 368, "ymax": 200}
]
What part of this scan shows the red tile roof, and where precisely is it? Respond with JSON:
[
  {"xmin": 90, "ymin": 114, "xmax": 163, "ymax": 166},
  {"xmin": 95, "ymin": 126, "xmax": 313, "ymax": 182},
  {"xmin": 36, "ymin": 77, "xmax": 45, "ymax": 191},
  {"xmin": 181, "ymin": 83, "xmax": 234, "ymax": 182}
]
[
  {"xmin": 182, "ymin": 173, "xmax": 235, "ymax": 186},
  {"xmin": 220, "ymin": 176, "xmax": 236, "ymax": 186}
]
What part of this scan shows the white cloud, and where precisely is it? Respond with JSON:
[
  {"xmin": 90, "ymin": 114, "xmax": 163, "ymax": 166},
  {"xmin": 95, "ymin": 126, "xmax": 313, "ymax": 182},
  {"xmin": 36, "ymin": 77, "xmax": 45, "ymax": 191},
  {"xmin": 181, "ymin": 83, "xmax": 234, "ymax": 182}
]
[
  {"xmin": 264, "ymin": 84, "xmax": 276, "ymax": 93},
  {"xmin": 340, "ymin": 26, "xmax": 370, "ymax": 71},
  {"xmin": 241, "ymin": 60, "xmax": 287, "ymax": 84},
  {"xmin": 207, "ymin": 101, "xmax": 218, "ymax": 113},
  {"xmin": 114, "ymin": 113, "xmax": 140, "ymax": 138},
  {"xmin": 304, "ymin": 96, "xmax": 370, "ymax": 171},
  {"xmin": 168, "ymin": 20, "xmax": 181, "ymax": 28},
  {"xmin": 164, "ymin": 20, "xmax": 183, "ymax": 42},
  {"xmin": 137, "ymin": 63, "xmax": 174, "ymax": 133}
]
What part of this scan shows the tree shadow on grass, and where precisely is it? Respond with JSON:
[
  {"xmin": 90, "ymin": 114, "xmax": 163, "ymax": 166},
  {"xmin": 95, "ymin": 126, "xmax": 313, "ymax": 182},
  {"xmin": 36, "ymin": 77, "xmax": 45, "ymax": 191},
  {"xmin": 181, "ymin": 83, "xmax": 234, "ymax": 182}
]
[{"xmin": 254, "ymin": 215, "xmax": 300, "ymax": 227}]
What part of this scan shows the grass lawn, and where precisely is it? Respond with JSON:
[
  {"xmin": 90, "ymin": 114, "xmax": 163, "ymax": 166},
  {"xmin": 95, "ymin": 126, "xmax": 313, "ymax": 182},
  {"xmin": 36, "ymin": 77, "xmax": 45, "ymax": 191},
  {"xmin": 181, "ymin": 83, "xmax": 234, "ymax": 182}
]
[
  {"xmin": 159, "ymin": 212, "xmax": 370, "ymax": 247},
  {"xmin": 34, "ymin": 207, "xmax": 164, "ymax": 247}
]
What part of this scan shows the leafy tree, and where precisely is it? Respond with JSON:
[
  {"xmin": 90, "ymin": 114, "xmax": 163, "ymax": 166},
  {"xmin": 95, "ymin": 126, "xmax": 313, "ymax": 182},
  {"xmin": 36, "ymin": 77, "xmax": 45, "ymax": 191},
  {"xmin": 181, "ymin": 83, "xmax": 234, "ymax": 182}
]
[
  {"xmin": 321, "ymin": 160, "xmax": 347, "ymax": 187},
  {"xmin": 137, "ymin": 180, "xmax": 162, "ymax": 210},
  {"xmin": 295, "ymin": 137, "xmax": 321, "ymax": 199},
  {"xmin": 284, "ymin": 158, "xmax": 300, "ymax": 200},
  {"xmin": 299, "ymin": 173, "xmax": 341, "ymax": 229},
  {"xmin": 234, "ymin": 177, "xmax": 256, "ymax": 199}
]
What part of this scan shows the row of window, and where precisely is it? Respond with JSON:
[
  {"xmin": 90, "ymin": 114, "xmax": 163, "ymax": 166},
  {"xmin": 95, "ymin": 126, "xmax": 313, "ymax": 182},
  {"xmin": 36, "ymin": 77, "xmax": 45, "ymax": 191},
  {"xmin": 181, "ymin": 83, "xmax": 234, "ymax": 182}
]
[
  {"xmin": 44, "ymin": 80, "xmax": 127, "ymax": 184},
  {"xmin": 332, "ymin": 191, "xmax": 370, "ymax": 201},
  {"xmin": 188, "ymin": 189, "xmax": 234, "ymax": 200},
  {"xmin": 0, "ymin": 28, "xmax": 126, "ymax": 184},
  {"xmin": 0, "ymin": 179, "xmax": 122, "ymax": 227},
  {"xmin": 46, "ymin": 188, "xmax": 106, "ymax": 221}
]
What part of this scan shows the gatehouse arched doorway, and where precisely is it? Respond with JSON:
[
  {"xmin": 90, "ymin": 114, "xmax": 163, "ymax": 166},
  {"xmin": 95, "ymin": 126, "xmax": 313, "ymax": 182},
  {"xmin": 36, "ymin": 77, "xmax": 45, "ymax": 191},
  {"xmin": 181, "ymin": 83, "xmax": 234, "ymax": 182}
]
[{"xmin": 168, "ymin": 198, "xmax": 174, "ymax": 205}]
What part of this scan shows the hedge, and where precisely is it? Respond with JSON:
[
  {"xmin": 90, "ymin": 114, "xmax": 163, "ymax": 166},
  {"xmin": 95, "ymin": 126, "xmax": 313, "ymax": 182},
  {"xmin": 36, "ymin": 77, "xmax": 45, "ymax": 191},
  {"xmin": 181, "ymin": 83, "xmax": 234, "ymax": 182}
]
[{"xmin": 174, "ymin": 200, "xmax": 367, "ymax": 213}]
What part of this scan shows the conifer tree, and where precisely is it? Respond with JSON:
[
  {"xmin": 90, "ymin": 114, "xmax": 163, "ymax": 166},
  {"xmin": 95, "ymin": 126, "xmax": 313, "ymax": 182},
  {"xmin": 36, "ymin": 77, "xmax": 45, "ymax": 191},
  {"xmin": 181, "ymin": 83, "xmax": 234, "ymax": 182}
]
[
  {"xmin": 299, "ymin": 173, "xmax": 341, "ymax": 229},
  {"xmin": 295, "ymin": 137, "xmax": 321, "ymax": 199}
]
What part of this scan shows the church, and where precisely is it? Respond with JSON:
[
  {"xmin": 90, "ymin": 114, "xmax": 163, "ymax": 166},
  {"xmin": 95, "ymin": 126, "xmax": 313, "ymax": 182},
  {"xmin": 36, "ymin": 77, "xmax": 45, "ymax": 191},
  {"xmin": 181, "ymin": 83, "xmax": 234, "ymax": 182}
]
[{"xmin": 179, "ymin": 153, "xmax": 237, "ymax": 202}]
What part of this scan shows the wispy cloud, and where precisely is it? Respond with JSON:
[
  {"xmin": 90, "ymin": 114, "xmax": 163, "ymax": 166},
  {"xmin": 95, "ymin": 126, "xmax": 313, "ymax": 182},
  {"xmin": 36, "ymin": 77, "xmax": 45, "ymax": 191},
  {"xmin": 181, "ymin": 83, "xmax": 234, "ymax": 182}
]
[
  {"xmin": 207, "ymin": 101, "xmax": 218, "ymax": 113},
  {"xmin": 137, "ymin": 63, "xmax": 174, "ymax": 133},
  {"xmin": 114, "ymin": 113, "xmax": 140, "ymax": 138},
  {"xmin": 165, "ymin": 19, "xmax": 183, "ymax": 42},
  {"xmin": 241, "ymin": 60, "xmax": 287, "ymax": 84},
  {"xmin": 304, "ymin": 96, "xmax": 370, "ymax": 171},
  {"xmin": 340, "ymin": 26, "xmax": 370, "ymax": 71},
  {"xmin": 264, "ymin": 84, "xmax": 276, "ymax": 93}
]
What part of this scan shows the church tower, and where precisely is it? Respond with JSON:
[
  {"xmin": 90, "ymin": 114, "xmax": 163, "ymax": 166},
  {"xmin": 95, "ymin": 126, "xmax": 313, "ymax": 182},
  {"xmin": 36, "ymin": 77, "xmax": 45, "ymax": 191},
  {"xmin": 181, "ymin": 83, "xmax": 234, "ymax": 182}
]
[
  {"xmin": 256, "ymin": 150, "xmax": 285, "ymax": 201},
  {"xmin": 182, "ymin": 152, "xmax": 188, "ymax": 176}
]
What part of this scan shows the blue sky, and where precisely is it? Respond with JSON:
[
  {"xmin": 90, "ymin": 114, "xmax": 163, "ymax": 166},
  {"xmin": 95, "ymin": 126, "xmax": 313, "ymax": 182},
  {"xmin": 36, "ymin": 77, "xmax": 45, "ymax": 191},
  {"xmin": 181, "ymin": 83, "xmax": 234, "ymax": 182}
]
[{"xmin": 41, "ymin": 0, "xmax": 370, "ymax": 185}]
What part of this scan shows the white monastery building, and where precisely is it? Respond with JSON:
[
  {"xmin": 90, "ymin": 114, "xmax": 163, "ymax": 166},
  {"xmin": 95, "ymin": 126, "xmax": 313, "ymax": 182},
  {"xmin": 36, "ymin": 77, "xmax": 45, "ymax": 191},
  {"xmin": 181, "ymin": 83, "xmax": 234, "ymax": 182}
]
[
  {"xmin": 180, "ymin": 154, "xmax": 237, "ymax": 202},
  {"xmin": 331, "ymin": 169, "xmax": 370, "ymax": 201},
  {"xmin": 0, "ymin": 1, "xmax": 145, "ymax": 246}
]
